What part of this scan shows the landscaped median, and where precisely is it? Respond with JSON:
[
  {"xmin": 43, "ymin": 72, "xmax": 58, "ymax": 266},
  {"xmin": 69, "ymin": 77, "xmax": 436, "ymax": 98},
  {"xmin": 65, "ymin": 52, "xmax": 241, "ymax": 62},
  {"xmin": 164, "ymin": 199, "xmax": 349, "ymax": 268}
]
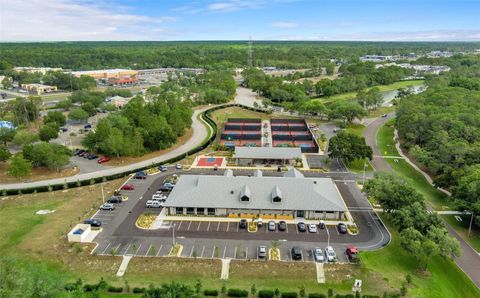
[
  {"xmin": 135, "ymin": 213, "xmax": 157, "ymax": 229},
  {"xmin": 268, "ymin": 248, "xmax": 281, "ymax": 261},
  {"xmin": 169, "ymin": 243, "xmax": 183, "ymax": 257},
  {"xmin": 247, "ymin": 221, "xmax": 258, "ymax": 232}
]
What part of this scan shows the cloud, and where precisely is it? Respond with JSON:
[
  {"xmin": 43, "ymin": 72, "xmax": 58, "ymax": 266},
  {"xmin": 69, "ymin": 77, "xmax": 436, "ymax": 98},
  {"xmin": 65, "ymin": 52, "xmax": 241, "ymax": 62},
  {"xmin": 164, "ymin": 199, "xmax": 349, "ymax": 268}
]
[
  {"xmin": 207, "ymin": 1, "xmax": 263, "ymax": 12},
  {"xmin": 272, "ymin": 21, "xmax": 299, "ymax": 29},
  {"xmin": 174, "ymin": 0, "xmax": 302, "ymax": 14},
  {"xmin": 0, "ymin": 0, "xmax": 176, "ymax": 41}
]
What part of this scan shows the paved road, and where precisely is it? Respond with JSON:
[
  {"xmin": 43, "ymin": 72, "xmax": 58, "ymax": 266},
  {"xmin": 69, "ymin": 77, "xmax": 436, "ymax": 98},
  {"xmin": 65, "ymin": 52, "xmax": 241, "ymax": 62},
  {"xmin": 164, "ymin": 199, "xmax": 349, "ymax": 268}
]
[
  {"xmin": 234, "ymin": 86, "xmax": 263, "ymax": 108},
  {"xmin": 364, "ymin": 114, "xmax": 480, "ymax": 288},
  {"xmin": 0, "ymin": 108, "xmax": 211, "ymax": 191}
]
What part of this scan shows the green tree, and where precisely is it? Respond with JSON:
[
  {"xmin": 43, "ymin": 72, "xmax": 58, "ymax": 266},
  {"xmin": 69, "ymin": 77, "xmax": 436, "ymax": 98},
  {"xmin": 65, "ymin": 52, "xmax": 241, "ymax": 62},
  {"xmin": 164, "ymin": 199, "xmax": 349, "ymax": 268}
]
[
  {"xmin": 453, "ymin": 165, "xmax": 480, "ymax": 226},
  {"xmin": 328, "ymin": 101, "xmax": 366, "ymax": 124},
  {"xmin": 39, "ymin": 123, "xmax": 59, "ymax": 142},
  {"xmin": 195, "ymin": 279, "xmax": 202, "ymax": 296},
  {"xmin": 7, "ymin": 154, "xmax": 31, "ymax": 177},
  {"xmin": 1, "ymin": 77, "xmax": 12, "ymax": 89},
  {"xmin": 328, "ymin": 131, "xmax": 373, "ymax": 164},
  {"xmin": 12, "ymin": 130, "xmax": 39, "ymax": 146},
  {"xmin": 0, "ymin": 144, "xmax": 11, "ymax": 162},
  {"xmin": 43, "ymin": 111, "xmax": 66, "ymax": 127},
  {"xmin": 0, "ymin": 127, "xmax": 16, "ymax": 145},
  {"xmin": 68, "ymin": 108, "xmax": 89, "ymax": 121},
  {"xmin": 23, "ymin": 142, "xmax": 71, "ymax": 171}
]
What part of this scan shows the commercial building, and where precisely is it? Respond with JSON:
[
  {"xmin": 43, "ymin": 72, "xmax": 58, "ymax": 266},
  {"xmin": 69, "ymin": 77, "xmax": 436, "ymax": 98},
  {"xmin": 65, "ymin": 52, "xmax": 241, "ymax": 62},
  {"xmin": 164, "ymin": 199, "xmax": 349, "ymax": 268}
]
[
  {"xmin": 360, "ymin": 55, "xmax": 394, "ymax": 62},
  {"xmin": 164, "ymin": 169, "xmax": 348, "ymax": 220},
  {"xmin": 234, "ymin": 147, "xmax": 302, "ymax": 166},
  {"xmin": 14, "ymin": 67, "xmax": 62, "ymax": 74},
  {"xmin": 21, "ymin": 83, "xmax": 58, "ymax": 95},
  {"xmin": 71, "ymin": 69, "xmax": 138, "ymax": 79},
  {"xmin": 107, "ymin": 77, "xmax": 138, "ymax": 86}
]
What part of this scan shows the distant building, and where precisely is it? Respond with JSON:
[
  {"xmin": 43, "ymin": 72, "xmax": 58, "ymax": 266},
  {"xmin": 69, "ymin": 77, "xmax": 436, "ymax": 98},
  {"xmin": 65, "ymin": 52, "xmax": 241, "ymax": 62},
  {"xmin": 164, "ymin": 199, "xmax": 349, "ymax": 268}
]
[
  {"xmin": 376, "ymin": 63, "xmax": 450, "ymax": 75},
  {"xmin": 14, "ymin": 67, "xmax": 62, "ymax": 74},
  {"xmin": 360, "ymin": 55, "xmax": 395, "ymax": 62},
  {"xmin": 164, "ymin": 169, "xmax": 348, "ymax": 220},
  {"xmin": 106, "ymin": 95, "xmax": 129, "ymax": 108},
  {"xmin": 71, "ymin": 69, "xmax": 138, "ymax": 79},
  {"xmin": 427, "ymin": 51, "xmax": 453, "ymax": 58},
  {"xmin": 107, "ymin": 77, "xmax": 138, "ymax": 86},
  {"xmin": 21, "ymin": 83, "xmax": 58, "ymax": 95},
  {"xmin": 234, "ymin": 147, "xmax": 302, "ymax": 166}
]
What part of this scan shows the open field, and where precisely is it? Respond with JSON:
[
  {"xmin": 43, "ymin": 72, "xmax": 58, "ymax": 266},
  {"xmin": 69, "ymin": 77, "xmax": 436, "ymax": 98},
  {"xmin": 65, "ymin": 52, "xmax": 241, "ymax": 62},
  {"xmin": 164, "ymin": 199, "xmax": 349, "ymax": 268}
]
[
  {"xmin": 312, "ymin": 80, "xmax": 424, "ymax": 104},
  {"xmin": 0, "ymin": 162, "xmax": 80, "ymax": 184},
  {"xmin": 376, "ymin": 120, "xmax": 452, "ymax": 210}
]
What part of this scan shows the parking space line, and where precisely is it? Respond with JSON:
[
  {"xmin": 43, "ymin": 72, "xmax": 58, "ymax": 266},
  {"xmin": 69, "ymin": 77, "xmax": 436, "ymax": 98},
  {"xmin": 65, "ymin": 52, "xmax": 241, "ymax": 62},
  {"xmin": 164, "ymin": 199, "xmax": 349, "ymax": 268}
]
[
  {"xmin": 145, "ymin": 245, "xmax": 151, "ymax": 256},
  {"xmin": 134, "ymin": 244, "xmax": 142, "ymax": 256},
  {"xmin": 211, "ymin": 247, "xmax": 215, "ymax": 258},
  {"xmin": 296, "ymin": 226, "xmax": 299, "ymax": 234},
  {"xmin": 196, "ymin": 222, "xmax": 201, "ymax": 231},
  {"xmin": 206, "ymin": 222, "xmax": 211, "ymax": 231},
  {"xmin": 245, "ymin": 247, "xmax": 248, "ymax": 259},
  {"xmin": 177, "ymin": 221, "xmax": 183, "ymax": 230},
  {"xmin": 123, "ymin": 243, "xmax": 132, "ymax": 255},
  {"xmin": 286, "ymin": 224, "xmax": 289, "ymax": 233},
  {"xmin": 226, "ymin": 222, "xmax": 230, "ymax": 232},
  {"xmin": 236, "ymin": 223, "xmax": 239, "ymax": 232},
  {"xmin": 156, "ymin": 245, "xmax": 163, "ymax": 257},
  {"xmin": 189, "ymin": 245, "xmax": 195, "ymax": 257},
  {"xmin": 200, "ymin": 245, "xmax": 205, "ymax": 258},
  {"xmin": 222, "ymin": 246, "xmax": 226, "ymax": 259},
  {"xmin": 187, "ymin": 221, "xmax": 192, "ymax": 231},
  {"xmin": 234, "ymin": 246, "xmax": 237, "ymax": 258},
  {"xmin": 102, "ymin": 243, "xmax": 111, "ymax": 254}
]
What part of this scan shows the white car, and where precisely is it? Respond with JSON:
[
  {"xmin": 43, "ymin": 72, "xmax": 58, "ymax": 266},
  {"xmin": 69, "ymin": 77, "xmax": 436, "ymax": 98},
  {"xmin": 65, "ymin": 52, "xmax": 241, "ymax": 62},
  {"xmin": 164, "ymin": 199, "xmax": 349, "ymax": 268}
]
[
  {"xmin": 325, "ymin": 246, "xmax": 336, "ymax": 262},
  {"xmin": 146, "ymin": 200, "xmax": 162, "ymax": 208},
  {"xmin": 152, "ymin": 194, "xmax": 166, "ymax": 202},
  {"xmin": 307, "ymin": 224, "xmax": 317, "ymax": 233},
  {"xmin": 313, "ymin": 247, "xmax": 325, "ymax": 263},
  {"xmin": 175, "ymin": 164, "xmax": 182, "ymax": 170},
  {"xmin": 99, "ymin": 203, "xmax": 115, "ymax": 211}
]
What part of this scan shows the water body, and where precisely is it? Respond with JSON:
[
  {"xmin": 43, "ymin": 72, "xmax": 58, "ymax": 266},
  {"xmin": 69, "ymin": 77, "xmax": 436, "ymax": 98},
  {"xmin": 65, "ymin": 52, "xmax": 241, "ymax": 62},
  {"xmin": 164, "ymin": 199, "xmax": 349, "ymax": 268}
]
[{"xmin": 382, "ymin": 84, "xmax": 426, "ymax": 107}]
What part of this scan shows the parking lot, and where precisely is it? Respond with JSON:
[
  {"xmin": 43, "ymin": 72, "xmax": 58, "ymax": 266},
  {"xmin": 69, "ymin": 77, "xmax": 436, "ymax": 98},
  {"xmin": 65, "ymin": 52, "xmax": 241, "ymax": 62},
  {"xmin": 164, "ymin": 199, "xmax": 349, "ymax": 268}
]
[{"xmin": 89, "ymin": 168, "xmax": 389, "ymax": 264}]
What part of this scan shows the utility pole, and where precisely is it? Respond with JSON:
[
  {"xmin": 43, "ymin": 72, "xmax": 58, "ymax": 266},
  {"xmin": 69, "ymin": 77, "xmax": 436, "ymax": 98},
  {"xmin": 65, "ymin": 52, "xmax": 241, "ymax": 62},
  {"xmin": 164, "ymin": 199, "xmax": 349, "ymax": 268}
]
[
  {"xmin": 247, "ymin": 36, "xmax": 253, "ymax": 68},
  {"xmin": 326, "ymin": 224, "xmax": 330, "ymax": 247},
  {"xmin": 172, "ymin": 223, "xmax": 176, "ymax": 245},
  {"xmin": 468, "ymin": 211, "xmax": 474, "ymax": 238},
  {"xmin": 101, "ymin": 183, "xmax": 105, "ymax": 203}
]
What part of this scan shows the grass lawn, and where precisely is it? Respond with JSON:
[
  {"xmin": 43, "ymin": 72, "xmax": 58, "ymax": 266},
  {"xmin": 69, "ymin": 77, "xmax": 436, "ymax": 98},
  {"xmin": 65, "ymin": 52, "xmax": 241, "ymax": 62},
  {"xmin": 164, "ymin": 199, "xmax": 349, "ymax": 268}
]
[
  {"xmin": 367, "ymin": 106, "xmax": 395, "ymax": 118},
  {"xmin": 361, "ymin": 215, "xmax": 480, "ymax": 298},
  {"xmin": 347, "ymin": 158, "xmax": 374, "ymax": 173},
  {"xmin": 442, "ymin": 215, "xmax": 480, "ymax": 253},
  {"xmin": 312, "ymin": 80, "xmax": 424, "ymax": 104},
  {"xmin": 345, "ymin": 123, "xmax": 365, "ymax": 137}
]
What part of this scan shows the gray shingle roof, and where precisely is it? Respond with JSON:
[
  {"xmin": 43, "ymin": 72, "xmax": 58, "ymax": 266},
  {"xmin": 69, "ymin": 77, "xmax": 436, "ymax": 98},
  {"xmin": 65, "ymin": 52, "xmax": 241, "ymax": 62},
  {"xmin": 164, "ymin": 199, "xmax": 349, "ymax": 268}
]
[
  {"xmin": 164, "ymin": 172, "xmax": 347, "ymax": 212},
  {"xmin": 234, "ymin": 147, "xmax": 302, "ymax": 160}
]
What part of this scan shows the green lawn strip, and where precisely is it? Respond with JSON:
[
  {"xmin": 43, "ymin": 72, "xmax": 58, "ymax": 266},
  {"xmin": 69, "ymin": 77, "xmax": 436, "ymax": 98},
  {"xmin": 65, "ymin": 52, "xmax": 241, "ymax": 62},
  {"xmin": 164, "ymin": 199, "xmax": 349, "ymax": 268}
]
[
  {"xmin": 361, "ymin": 215, "xmax": 480, "ymax": 298},
  {"xmin": 442, "ymin": 215, "xmax": 480, "ymax": 253},
  {"xmin": 312, "ymin": 80, "xmax": 424, "ymax": 104},
  {"xmin": 376, "ymin": 121, "xmax": 452, "ymax": 210},
  {"xmin": 345, "ymin": 123, "xmax": 365, "ymax": 137},
  {"xmin": 367, "ymin": 106, "xmax": 395, "ymax": 118},
  {"xmin": 347, "ymin": 158, "xmax": 374, "ymax": 173}
]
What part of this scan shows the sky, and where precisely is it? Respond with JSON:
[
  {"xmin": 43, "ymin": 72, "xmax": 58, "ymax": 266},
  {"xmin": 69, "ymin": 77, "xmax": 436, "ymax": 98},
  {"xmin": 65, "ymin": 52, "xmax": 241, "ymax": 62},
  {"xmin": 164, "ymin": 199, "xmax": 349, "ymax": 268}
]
[{"xmin": 0, "ymin": 0, "xmax": 479, "ymax": 42}]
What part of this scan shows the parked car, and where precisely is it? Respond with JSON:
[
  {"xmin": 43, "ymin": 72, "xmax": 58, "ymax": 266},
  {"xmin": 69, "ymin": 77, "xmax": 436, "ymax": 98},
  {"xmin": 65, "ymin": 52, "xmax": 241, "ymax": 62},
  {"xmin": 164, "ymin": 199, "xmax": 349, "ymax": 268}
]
[
  {"xmin": 308, "ymin": 223, "xmax": 318, "ymax": 233},
  {"xmin": 325, "ymin": 246, "xmax": 336, "ymax": 262},
  {"xmin": 146, "ymin": 200, "xmax": 162, "ymax": 208},
  {"xmin": 99, "ymin": 203, "xmax": 115, "ymax": 211},
  {"xmin": 278, "ymin": 221, "xmax": 287, "ymax": 231},
  {"xmin": 134, "ymin": 171, "xmax": 148, "ymax": 179},
  {"xmin": 78, "ymin": 151, "xmax": 87, "ymax": 157},
  {"xmin": 159, "ymin": 165, "xmax": 168, "ymax": 172},
  {"xmin": 318, "ymin": 220, "xmax": 325, "ymax": 229},
  {"xmin": 87, "ymin": 153, "xmax": 98, "ymax": 160},
  {"xmin": 74, "ymin": 149, "xmax": 84, "ymax": 156},
  {"xmin": 239, "ymin": 219, "xmax": 247, "ymax": 229},
  {"xmin": 346, "ymin": 245, "xmax": 359, "ymax": 262},
  {"xmin": 82, "ymin": 152, "xmax": 91, "ymax": 158},
  {"xmin": 120, "ymin": 184, "xmax": 135, "ymax": 190},
  {"xmin": 258, "ymin": 246, "xmax": 267, "ymax": 258},
  {"xmin": 60, "ymin": 127, "xmax": 68, "ymax": 132},
  {"xmin": 337, "ymin": 223, "xmax": 348, "ymax": 234},
  {"xmin": 175, "ymin": 163, "xmax": 182, "ymax": 170},
  {"xmin": 291, "ymin": 247, "xmax": 303, "ymax": 260},
  {"xmin": 297, "ymin": 222, "xmax": 306, "ymax": 232},
  {"xmin": 267, "ymin": 220, "xmax": 276, "ymax": 231},
  {"xmin": 97, "ymin": 156, "xmax": 111, "ymax": 164},
  {"xmin": 313, "ymin": 247, "xmax": 325, "ymax": 263},
  {"xmin": 382, "ymin": 114, "xmax": 388, "ymax": 118},
  {"xmin": 107, "ymin": 196, "xmax": 122, "ymax": 204},
  {"xmin": 255, "ymin": 218, "xmax": 263, "ymax": 227},
  {"xmin": 84, "ymin": 123, "xmax": 92, "ymax": 129},
  {"xmin": 152, "ymin": 194, "xmax": 166, "ymax": 202},
  {"xmin": 163, "ymin": 182, "xmax": 175, "ymax": 188},
  {"xmin": 159, "ymin": 186, "xmax": 173, "ymax": 192},
  {"xmin": 83, "ymin": 219, "xmax": 102, "ymax": 227}
]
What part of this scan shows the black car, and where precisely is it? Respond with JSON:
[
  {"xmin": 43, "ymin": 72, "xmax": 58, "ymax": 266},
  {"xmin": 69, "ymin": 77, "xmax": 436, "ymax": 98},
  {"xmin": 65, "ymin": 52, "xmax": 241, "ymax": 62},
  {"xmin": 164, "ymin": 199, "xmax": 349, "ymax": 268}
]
[
  {"xmin": 278, "ymin": 220, "xmax": 287, "ymax": 231},
  {"xmin": 60, "ymin": 127, "xmax": 68, "ymax": 132},
  {"xmin": 84, "ymin": 123, "xmax": 92, "ymax": 129},
  {"xmin": 337, "ymin": 223, "xmax": 348, "ymax": 234},
  {"xmin": 159, "ymin": 185, "xmax": 173, "ymax": 192},
  {"xmin": 239, "ymin": 219, "xmax": 248, "ymax": 229},
  {"xmin": 74, "ymin": 149, "xmax": 85, "ymax": 156},
  {"xmin": 87, "ymin": 153, "xmax": 98, "ymax": 160},
  {"xmin": 107, "ymin": 196, "xmax": 122, "ymax": 204},
  {"xmin": 84, "ymin": 219, "xmax": 102, "ymax": 227},
  {"xmin": 134, "ymin": 171, "xmax": 148, "ymax": 179},
  {"xmin": 297, "ymin": 222, "xmax": 306, "ymax": 232},
  {"xmin": 291, "ymin": 247, "xmax": 302, "ymax": 260},
  {"xmin": 319, "ymin": 221, "xmax": 326, "ymax": 229}
]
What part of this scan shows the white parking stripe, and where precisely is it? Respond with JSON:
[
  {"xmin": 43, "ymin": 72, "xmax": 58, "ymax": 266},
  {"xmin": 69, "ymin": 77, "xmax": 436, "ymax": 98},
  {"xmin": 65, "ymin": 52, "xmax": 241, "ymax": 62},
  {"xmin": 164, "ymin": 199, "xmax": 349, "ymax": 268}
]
[
  {"xmin": 234, "ymin": 246, "xmax": 237, "ymax": 258},
  {"xmin": 211, "ymin": 246, "xmax": 216, "ymax": 258},
  {"xmin": 189, "ymin": 245, "xmax": 195, "ymax": 257},
  {"xmin": 145, "ymin": 245, "xmax": 151, "ymax": 256},
  {"xmin": 222, "ymin": 246, "xmax": 227, "ymax": 259},
  {"xmin": 286, "ymin": 224, "xmax": 289, "ymax": 233},
  {"xmin": 134, "ymin": 244, "xmax": 142, "ymax": 256},
  {"xmin": 177, "ymin": 221, "xmax": 183, "ymax": 230},
  {"xmin": 217, "ymin": 222, "xmax": 220, "ymax": 232},
  {"xmin": 226, "ymin": 222, "xmax": 230, "ymax": 232},
  {"xmin": 206, "ymin": 222, "xmax": 211, "ymax": 231},
  {"xmin": 245, "ymin": 247, "xmax": 248, "ymax": 259},
  {"xmin": 156, "ymin": 245, "xmax": 163, "ymax": 257},
  {"xmin": 102, "ymin": 243, "xmax": 111, "ymax": 254},
  {"xmin": 123, "ymin": 243, "xmax": 132, "ymax": 255},
  {"xmin": 196, "ymin": 222, "xmax": 201, "ymax": 231},
  {"xmin": 200, "ymin": 245, "xmax": 205, "ymax": 258}
]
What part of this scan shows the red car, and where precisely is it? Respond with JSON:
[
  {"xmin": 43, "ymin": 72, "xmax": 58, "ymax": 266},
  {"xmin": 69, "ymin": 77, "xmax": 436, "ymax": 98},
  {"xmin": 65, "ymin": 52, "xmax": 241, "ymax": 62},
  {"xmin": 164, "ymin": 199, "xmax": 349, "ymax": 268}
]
[
  {"xmin": 120, "ymin": 184, "xmax": 135, "ymax": 190},
  {"xmin": 97, "ymin": 156, "xmax": 111, "ymax": 164}
]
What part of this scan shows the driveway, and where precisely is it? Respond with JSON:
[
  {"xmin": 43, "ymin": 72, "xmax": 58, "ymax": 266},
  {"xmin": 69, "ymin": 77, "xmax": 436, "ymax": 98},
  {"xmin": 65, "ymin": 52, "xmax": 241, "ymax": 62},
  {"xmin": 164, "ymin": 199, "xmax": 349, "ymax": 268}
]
[{"xmin": 234, "ymin": 87, "xmax": 263, "ymax": 108}]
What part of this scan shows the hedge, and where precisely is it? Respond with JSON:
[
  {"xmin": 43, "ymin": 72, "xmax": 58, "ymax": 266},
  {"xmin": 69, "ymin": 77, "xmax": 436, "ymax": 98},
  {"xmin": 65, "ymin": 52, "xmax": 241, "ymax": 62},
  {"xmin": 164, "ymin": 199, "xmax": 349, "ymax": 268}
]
[
  {"xmin": 204, "ymin": 289, "xmax": 219, "ymax": 296},
  {"xmin": 107, "ymin": 286, "xmax": 123, "ymax": 293},
  {"xmin": 309, "ymin": 294, "xmax": 327, "ymax": 298},
  {"xmin": 133, "ymin": 287, "xmax": 146, "ymax": 294},
  {"xmin": 258, "ymin": 289, "xmax": 275, "ymax": 298},
  {"xmin": 227, "ymin": 288, "xmax": 249, "ymax": 297},
  {"xmin": 282, "ymin": 292, "xmax": 298, "ymax": 298},
  {"xmin": 83, "ymin": 284, "xmax": 97, "ymax": 292}
]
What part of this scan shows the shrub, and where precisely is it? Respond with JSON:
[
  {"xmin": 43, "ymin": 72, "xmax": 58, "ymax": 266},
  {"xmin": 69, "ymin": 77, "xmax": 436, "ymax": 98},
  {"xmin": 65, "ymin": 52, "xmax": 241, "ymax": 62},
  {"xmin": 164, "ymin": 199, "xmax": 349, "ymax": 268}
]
[
  {"xmin": 309, "ymin": 294, "xmax": 327, "ymax": 298},
  {"xmin": 204, "ymin": 289, "xmax": 219, "ymax": 296},
  {"xmin": 108, "ymin": 286, "xmax": 123, "ymax": 293},
  {"xmin": 259, "ymin": 290, "xmax": 275, "ymax": 298},
  {"xmin": 362, "ymin": 296, "xmax": 380, "ymax": 298},
  {"xmin": 282, "ymin": 292, "xmax": 298, "ymax": 298},
  {"xmin": 227, "ymin": 288, "xmax": 249, "ymax": 297},
  {"xmin": 133, "ymin": 287, "xmax": 146, "ymax": 294},
  {"xmin": 83, "ymin": 284, "xmax": 97, "ymax": 292}
]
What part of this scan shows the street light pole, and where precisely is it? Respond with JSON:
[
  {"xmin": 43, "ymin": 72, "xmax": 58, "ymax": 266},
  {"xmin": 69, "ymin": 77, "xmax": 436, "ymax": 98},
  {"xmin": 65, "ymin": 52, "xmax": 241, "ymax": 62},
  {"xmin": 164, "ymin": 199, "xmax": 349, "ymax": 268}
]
[
  {"xmin": 172, "ymin": 223, "xmax": 176, "ymax": 245},
  {"xmin": 468, "ymin": 212, "xmax": 474, "ymax": 238},
  {"xmin": 101, "ymin": 183, "xmax": 105, "ymax": 204},
  {"xmin": 362, "ymin": 161, "xmax": 367, "ymax": 185},
  {"xmin": 326, "ymin": 225, "xmax": 330, "ymax": 247}
]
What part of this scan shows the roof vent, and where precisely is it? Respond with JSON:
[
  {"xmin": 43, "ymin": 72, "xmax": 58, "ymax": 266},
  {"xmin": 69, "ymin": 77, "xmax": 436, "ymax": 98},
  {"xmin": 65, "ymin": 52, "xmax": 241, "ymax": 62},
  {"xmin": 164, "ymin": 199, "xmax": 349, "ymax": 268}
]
[
  {"xmin": 230, "ymin": 190, "xmax": 234, "ymax": 194},
  {"xmin": 313, "ymin": 181, "xmax": 317, "ymax": 184},
  {"xmin": 240, "ymin": 185, "xmax": 251, "ymax": 202}
]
